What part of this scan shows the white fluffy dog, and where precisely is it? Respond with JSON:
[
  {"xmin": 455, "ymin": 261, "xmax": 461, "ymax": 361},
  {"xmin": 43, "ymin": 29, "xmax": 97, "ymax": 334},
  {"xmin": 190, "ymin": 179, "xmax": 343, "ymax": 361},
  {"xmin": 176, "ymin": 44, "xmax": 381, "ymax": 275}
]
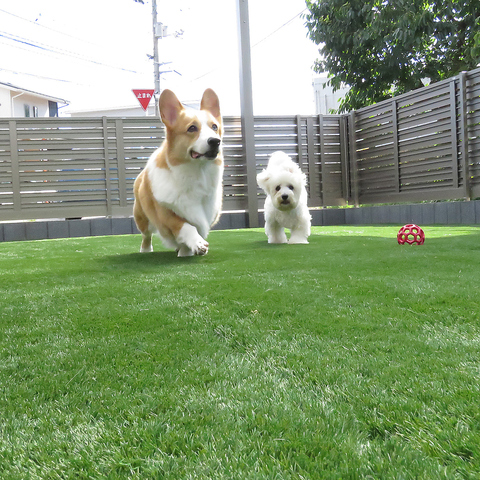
[{"xmin": 257, "ymin": 151, "xmax": 311, "ymax": 244}]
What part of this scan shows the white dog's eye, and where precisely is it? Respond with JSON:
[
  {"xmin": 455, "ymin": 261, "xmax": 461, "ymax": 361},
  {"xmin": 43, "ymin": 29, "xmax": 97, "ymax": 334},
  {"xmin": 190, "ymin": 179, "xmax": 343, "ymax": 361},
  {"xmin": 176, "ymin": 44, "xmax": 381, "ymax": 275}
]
[
  {"xmin": 288, "ymin": 185, "xmax": 294, "ymax": 190},
  {"xmin": 275, "ymin": 185, "xmax": 281, "ymax": 192}
]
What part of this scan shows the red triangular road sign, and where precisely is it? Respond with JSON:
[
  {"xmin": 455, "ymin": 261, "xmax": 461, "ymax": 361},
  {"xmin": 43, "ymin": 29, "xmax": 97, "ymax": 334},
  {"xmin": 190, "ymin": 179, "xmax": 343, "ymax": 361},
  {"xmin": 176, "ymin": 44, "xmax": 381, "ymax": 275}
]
[{"xmin": 132, "ymin": 89, "xmax": 155, "ymax": 111}]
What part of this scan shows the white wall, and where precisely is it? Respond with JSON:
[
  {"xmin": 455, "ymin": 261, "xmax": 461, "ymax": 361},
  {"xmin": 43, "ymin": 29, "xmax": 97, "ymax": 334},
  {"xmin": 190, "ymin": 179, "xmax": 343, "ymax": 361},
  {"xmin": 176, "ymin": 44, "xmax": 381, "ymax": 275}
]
[
  {"xmin": 69, "ymin": 105, "xmax": 156, "ymax": 117},
  {"xmin": 12, "ymin": 92, "xmax": 50, "ymax": 117},
  {"xmin": 0, "ymin": 89, "xmax": 11, "ymax": 116},
  {"xmin": 67, "ymin": 100, "xmax": 200, "ymax": 118},
  {"xmin": 313, "ymin": 77, "xmax": 350, "ymax": 114}
]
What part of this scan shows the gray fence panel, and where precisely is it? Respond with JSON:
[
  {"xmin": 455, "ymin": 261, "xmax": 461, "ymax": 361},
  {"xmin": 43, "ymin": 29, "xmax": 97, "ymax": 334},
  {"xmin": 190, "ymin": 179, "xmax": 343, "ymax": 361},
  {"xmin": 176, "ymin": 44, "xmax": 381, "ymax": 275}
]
[
  {"xmin": 352, "ymin": 76, "xmax": 470, "ymax": 204},
  {"xmin": 252, "ymin": 115, "xmax": 345, "ymax": 209},
  {"xmin": 467, "ymin": 67, "xmax": 480, "ymax": 198},
  {"xmin": 0, "ymin": 115, "xmax": 346, "ymax": 222},
  {"xmin": 222, "ymin": 116, "xmax": 248, "ymax": 211}
]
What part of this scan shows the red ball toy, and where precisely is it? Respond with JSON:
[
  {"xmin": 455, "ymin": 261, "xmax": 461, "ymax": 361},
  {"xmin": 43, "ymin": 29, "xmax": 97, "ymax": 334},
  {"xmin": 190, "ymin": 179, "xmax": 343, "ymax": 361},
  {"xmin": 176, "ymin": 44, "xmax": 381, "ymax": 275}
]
[{"xmin": 397, "ymin": 224, "xmax": 425, "ymax": 245}]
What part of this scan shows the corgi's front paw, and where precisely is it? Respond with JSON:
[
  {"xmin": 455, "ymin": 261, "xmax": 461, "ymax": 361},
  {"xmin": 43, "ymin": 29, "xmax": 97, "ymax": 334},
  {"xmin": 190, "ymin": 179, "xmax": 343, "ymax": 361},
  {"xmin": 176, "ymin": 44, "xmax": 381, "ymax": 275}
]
[
  {"xmin": 177, "ymin": 239, "xmax": 209, "ymax": 257},
  {"xmin": 176, "ymin": 223, "xmax": 209, "ymax": 256},
  {"xmin": 194, "ymin": 238, "xmax": 209, "ymax": 255}
]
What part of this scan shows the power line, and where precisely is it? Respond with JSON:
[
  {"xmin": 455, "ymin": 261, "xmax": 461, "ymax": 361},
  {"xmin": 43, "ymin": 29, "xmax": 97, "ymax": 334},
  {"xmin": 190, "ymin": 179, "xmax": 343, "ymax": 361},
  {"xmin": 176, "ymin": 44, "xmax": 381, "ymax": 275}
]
[
  {"xmin": 0, "ymin": 7, "xmax": 116, "ymax": 50},
  {"xmin": 191, "ymin": 8, "xmax": 307, "ymax": 83},
  {"xmin": 252, "ymin": 8, "xmax": 307, "ymax": 48},
  {"xmin": 0, "ymin": 66, "xmax": 86, "ymax": 86},
  {"xmin": 0, "ymin": 30, "xmax": 146, "ymax": 74},
  {"xmin": 0, "ymin": 6, "xmax": 150, "ymax": 76}
]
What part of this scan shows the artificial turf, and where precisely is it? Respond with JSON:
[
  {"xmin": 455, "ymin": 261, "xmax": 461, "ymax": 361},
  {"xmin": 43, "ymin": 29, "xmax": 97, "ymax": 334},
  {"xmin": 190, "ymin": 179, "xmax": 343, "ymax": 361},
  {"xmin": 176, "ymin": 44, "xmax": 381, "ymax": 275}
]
[{"xmin": 0, "ymin": 225, "xmax": 479, "ymax": 479}]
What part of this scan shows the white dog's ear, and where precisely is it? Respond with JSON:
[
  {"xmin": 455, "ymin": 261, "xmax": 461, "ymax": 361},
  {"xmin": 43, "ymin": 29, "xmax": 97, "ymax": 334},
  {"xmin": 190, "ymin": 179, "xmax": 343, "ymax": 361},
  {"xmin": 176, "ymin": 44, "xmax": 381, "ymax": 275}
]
[
  {"xmin": 257, "ymin": 170, "xmax": 270, "ymax": 191},
  {"xmin": 300, "ymin": 171, "xmax": 307, "ymax": 187}
]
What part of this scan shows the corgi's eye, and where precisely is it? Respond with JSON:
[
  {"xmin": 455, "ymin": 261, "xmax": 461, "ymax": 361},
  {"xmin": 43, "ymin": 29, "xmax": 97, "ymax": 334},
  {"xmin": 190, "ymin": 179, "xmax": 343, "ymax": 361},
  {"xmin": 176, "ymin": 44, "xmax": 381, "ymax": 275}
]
[
  {"xmin": 275, "ymin": 185, "xmax": 281, "ymax": 191},
  {"xmin": 187, "ymin": 125, "xmax": 198, "ymax": 133},
  {"xmin": 288, "ymin": 185, "xmax": 294, "ymax": 190},
  {"xmin": 211, "ymin": 124, "xmax": 218, "ymax": 132}
]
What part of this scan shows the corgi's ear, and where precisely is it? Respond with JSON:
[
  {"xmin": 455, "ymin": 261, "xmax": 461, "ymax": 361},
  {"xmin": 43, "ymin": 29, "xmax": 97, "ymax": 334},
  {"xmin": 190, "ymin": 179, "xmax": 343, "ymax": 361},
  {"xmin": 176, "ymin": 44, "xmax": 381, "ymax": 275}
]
[
  {"xmin": 200, "ymin": 88, "xmax": 221, "ymax": 120},
  {"xmin": 159, "ymin": 89, "xmax": 184, "ymax": 127}
]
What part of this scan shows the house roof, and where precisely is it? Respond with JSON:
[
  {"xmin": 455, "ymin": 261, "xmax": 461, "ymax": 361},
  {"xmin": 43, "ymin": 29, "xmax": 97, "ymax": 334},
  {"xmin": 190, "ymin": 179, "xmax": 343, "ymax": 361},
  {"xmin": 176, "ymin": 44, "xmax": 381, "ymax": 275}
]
[{"xmin": 0, "ymin": 81, "xmax": 68, "ymax": 104}]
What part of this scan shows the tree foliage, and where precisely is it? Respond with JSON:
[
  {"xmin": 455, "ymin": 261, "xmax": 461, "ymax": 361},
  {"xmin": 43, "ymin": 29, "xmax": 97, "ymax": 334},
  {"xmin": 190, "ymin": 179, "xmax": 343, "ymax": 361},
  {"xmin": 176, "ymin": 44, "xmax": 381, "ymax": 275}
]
[{"xmin": 305, "ymin": 0, "xmax": 480, "ymax": 112}]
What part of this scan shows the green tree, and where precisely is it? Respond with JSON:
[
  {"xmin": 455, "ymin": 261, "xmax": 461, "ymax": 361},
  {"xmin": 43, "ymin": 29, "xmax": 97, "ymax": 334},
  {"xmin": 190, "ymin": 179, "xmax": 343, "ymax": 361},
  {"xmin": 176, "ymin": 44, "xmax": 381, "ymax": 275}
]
[{"xmin": 305, "ymin": 0, "xmax": 480, "ymax": 112}]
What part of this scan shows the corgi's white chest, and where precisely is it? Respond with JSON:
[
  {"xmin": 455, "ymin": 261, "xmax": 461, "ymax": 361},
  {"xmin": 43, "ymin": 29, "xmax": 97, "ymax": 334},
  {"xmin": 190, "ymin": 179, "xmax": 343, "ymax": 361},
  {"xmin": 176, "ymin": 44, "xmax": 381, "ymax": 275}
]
[{"xmin": 148, "ymin": 158, "xmax": 223, "ymax": 237}]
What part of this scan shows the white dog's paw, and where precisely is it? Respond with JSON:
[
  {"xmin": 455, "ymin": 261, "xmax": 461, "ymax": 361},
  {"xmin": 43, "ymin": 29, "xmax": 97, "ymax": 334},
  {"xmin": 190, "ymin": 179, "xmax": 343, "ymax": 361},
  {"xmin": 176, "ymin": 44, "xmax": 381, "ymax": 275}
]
[
  {"xmin": 140, "ymin": 245, "xmax": 154, "ymax": 253},
  {"xmin": 268, "ymin": 236, "xmax": 288, "ymax": 244},
  {"xmin": 266, "ymin": 225, "xmax": 288, "ymax": 244},
  {"xmin": 289, "ymin": 227, "xmax": 310, "ymax": 244},
  {"xmin": 289, "ymin": 237, "xmax": 309, "ymax": 244}
]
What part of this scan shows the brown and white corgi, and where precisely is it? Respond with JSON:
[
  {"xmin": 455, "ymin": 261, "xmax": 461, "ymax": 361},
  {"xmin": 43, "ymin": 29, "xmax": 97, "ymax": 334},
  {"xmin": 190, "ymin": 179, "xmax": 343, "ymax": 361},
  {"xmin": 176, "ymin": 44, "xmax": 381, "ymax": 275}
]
[{"xmin": 133, "ymin": 88, "xmax": 223, "ymax": 257}]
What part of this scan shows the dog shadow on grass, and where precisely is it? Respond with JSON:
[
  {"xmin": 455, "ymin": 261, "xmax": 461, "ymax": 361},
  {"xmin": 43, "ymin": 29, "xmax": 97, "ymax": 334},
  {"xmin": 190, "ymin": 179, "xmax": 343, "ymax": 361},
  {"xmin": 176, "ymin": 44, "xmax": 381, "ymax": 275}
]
[
  {"xmin": 100, "ymin": 251, "xmax": 192, "ymax": 268},
  {"xmin": 99, "ymin": 239, "xmax": 280, "ymax": 271},
  {"xmin": 99, "ymin": 250, "xmax": 226, "ymax": 271}
]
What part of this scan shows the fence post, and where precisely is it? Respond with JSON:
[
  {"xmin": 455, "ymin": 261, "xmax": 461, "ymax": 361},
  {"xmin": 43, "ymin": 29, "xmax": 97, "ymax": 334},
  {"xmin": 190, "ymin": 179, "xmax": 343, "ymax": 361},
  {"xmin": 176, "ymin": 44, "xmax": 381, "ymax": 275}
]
[
  {"xmin": 317, "ymin": 114, "xmax": 325, "ymax": 206},
  {"xmin": 340, "ymin": 115, "xmax": 350, "ymax": 203},
  {"xmin": 103, "ymin": 117, "xmax": 113, "ymax": 217},
  {"xmin": 449, "ymin": 79, "xmax": 459, "ymax": 189},
  {"xmin": 306, "ymin": 116, "xmax": 321, "ymax": 206},
  {"xmin": 458, "ymin": 71, "xmax": 471, "ymax": 200},
  {"xmin": 296, "ymin": 114, "xmax": 304, "ymax": 168},
  {"xmin": 348, "ymin": 111, "xmax": 359, "ymax": 206},
  {"xmin": 8, "ymin": 120, "xmax": 21, "ymax": 215},
  {"xmin": 115, "ymin": 119, "xmax": 127, "ymax": 208},
  {"xmin": 392, "ymin": 99, "xmax": 400, "ymax": 193}
]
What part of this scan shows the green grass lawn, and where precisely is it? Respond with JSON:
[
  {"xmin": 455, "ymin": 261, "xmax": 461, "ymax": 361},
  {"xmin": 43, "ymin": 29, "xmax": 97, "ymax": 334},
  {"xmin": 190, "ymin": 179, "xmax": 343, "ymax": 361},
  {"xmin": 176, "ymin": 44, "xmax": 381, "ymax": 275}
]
[{"xmin": 1, "ymin": 225, "xmax": 479, "ymax": 479}]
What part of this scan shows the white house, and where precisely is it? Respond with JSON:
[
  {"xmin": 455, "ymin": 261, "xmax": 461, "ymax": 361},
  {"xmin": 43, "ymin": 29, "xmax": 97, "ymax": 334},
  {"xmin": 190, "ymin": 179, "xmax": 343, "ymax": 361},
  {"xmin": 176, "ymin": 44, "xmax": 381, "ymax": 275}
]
[
  {"xmin": 313, "ymin": 77, "xmax": 350, "ymax": 114},
  {"xmin": 68, "ymin": 104, "xmax": 157, "ymax": 117},
  {"xmin": 0, "ymin": 82, "xmax": 68, "ymax": 117},
  {"xmin": 67, "ymin": 99, "xmax": 200, "ymax": 117}
]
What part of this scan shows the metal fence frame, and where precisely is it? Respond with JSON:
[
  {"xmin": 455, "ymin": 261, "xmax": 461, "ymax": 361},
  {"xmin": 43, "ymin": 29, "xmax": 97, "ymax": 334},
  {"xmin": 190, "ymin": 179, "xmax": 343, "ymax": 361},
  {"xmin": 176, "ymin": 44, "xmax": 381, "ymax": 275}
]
[{"xmin": 1, "ymin": 67, "xmax": 479, "ymax": 226}]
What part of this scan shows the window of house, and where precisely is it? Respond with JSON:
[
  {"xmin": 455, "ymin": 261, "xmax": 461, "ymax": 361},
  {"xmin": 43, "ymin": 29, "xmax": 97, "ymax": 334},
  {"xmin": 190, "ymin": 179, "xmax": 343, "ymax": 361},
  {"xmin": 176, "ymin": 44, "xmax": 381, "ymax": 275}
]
[
  {"xmin": 32, "ymin": 106, "xmax": 39, "ymax": 117},
  {"xmin": 24, "ymin": 104, "xmax": 30, "ymax": 117},
  {"xmin": 48, "ymin": 101, "xmax": 58, "ymax": 117}
]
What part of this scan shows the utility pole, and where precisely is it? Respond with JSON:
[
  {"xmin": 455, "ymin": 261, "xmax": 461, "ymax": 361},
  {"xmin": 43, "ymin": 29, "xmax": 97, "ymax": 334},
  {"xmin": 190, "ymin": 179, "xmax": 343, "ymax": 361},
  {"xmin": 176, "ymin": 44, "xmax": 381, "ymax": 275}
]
[
  {"xmin": 152, "ymin": 0, "xmax": 160, "ymax": 115},
  {"xmin": 151, "ymin": 0, "xmax": 176, "ymax": 115},
  {"xmin": 236, "ymin": 0, "xmax": 258, "ymax": 227}
]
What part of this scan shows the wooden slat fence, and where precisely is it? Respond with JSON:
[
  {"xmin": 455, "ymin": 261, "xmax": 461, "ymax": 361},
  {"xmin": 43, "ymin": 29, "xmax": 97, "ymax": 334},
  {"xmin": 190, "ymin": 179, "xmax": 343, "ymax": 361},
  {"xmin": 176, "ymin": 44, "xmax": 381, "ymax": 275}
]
[
  {"xmin": 0, "ymin": 117, "xmax": 167, "ymax": 221},
  {"xmin": 351, "ymin": 77, "xmax": 462, "ymax": 204},
  {"xmin": 1, "ymin": 66, "xmax": 479, "ymax": 225},
  {"xmin": 350, "ymin": 67, "xmax": 480, "ymax": 204},
  {"xmin": 466, "ymin": 68, "xmax": 480, "ymax": 197},
  {"xmin": 0, "ymin": 115, "xmax": 346, "ymax": 222}
]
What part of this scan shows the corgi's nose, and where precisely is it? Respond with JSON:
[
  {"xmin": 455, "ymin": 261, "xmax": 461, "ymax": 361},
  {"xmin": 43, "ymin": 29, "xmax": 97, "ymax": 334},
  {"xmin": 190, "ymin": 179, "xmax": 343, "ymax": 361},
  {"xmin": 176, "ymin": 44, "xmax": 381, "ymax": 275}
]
[{"xmin": 208, "ymin": 137, "xmax": 221, "ymax": 148}]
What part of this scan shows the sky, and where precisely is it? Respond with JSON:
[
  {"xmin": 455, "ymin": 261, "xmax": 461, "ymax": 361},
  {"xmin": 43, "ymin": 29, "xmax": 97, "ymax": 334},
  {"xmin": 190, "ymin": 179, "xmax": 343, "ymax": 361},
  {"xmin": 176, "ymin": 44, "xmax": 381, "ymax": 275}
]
[{"xmin": 0, "ymin": 0, "xmax": 322, "ymax": 116}]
